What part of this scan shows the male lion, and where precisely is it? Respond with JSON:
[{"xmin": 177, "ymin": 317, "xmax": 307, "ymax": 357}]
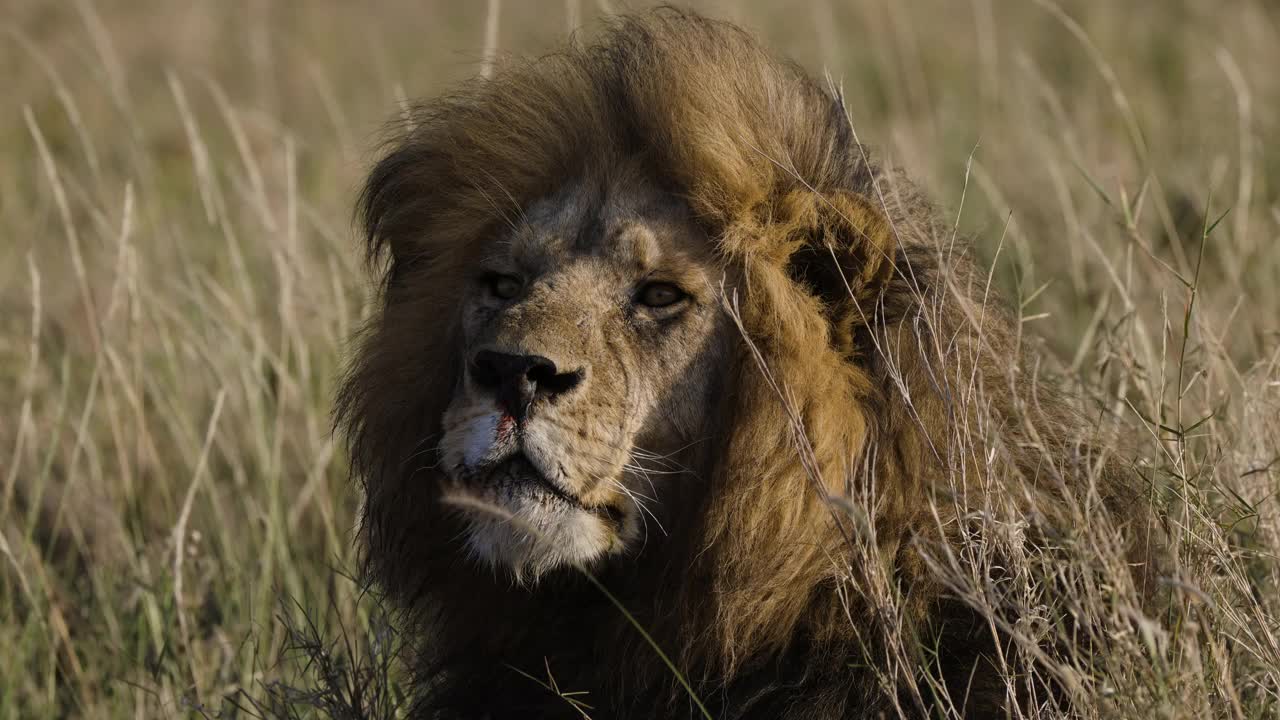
[{"xmin": 338, "ymin": 9, "xmax": 1156, "ymax": 718}]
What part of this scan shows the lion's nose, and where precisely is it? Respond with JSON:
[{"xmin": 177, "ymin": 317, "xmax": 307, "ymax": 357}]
[{"xmin": 470, "ymin": 350, "xmax": 582, "ymax": 419}]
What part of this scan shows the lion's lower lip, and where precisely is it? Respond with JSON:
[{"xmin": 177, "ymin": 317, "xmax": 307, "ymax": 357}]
[
  {"xmin": 485, "ymin": 454, "xmax": 583, "ymax": 508},
  {"xmin": 476, "ymin": 455, "xmax": 624, "ymax": 527}
]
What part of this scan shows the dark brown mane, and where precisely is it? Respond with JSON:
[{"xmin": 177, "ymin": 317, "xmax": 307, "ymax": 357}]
[{"xmin": 337, "ymin": 8, "xmax": 1155, "ymax": 718}]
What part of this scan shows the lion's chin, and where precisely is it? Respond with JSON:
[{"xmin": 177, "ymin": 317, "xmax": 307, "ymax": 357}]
[
  {"xmin": 443, "ymin": 456, "xmax": 623, "ymax": 581},
  {"xmin": 454, "ymin": 504, "xmax": 620, "ymax": 582}
]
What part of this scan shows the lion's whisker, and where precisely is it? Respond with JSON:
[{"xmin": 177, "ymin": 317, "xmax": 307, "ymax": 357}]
[{"xmin": 606, "ymin": 477, "xmax": 667, "ymax": 540}]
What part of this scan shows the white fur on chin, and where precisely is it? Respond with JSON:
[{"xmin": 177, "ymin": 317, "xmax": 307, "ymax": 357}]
[{"xmin": 457, "ymin": 499, "xmax": 618, "ymax": 583}]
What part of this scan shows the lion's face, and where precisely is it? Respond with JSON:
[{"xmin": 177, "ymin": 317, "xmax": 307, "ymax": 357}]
[{"xmin": 438, "ymin": 172, "xmax": 730, "ymax": 579}]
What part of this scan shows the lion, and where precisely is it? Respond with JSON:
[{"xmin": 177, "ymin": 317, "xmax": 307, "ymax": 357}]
[{"xmin": 337, "ymin": 9, "xmax": 1157, "ymax": 718}]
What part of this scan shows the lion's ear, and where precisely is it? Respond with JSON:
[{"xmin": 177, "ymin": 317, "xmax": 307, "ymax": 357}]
[{"xmin": 780, "ymin": 190, "xmax": 898, "ymax": 354}]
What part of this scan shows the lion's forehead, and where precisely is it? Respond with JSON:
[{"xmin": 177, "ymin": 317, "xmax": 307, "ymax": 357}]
[{"xmin": 501, "ymin": 174, "xmax": 710, "ymax": 275}]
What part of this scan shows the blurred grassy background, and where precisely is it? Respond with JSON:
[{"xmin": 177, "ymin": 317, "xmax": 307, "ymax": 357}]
[{"xmin": 2, "ymin": 1, "xmax": 1278, "ymax": 717}]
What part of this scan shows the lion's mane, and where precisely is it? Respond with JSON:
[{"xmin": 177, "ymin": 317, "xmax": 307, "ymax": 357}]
[{"xmin": 337, "ymin": 9, "xmax": 1153, "ymax": 718}]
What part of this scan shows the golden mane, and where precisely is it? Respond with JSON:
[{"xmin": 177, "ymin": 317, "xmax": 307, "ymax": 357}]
[{"xmin": 337, "ymin": 8, "xmax": 1154, "ymax": 717}]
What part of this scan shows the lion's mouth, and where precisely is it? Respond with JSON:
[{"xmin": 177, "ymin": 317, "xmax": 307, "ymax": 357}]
[
  {"xmin": 485, "ymin": 454, "xmax": 581, "ymax": 506},
  {"xmin": 466, "ymin": 453, "xmax": 625, "ymax": 528}
]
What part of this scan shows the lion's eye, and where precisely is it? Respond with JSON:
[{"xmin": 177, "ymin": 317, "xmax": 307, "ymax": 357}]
[
  {"xmin": 487, "ymin": 274, "xmax": 523, "ymax": 300},
  {"xmin": 636, "ymin": 282, "xmax": 686, "ymax": 308}
]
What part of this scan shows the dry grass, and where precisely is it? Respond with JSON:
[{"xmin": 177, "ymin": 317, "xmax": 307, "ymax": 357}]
[{"xmin": 2, "ymin": 0, "xmax": 1278, "ymax": 717}]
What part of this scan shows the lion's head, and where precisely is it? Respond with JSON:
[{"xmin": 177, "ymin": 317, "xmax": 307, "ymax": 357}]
[
  {"xmin": 436, "ymin": 168, "xmax": 733, "ymax": 578},
  {"xmin": 337, "ymin": 9, "xmax": 1151, "ymax": 718}
]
